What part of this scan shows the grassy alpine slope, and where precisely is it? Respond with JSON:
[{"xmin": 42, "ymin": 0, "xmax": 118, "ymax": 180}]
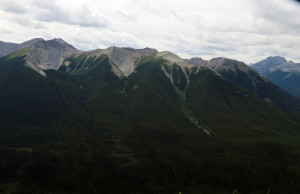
[{"xmin": 0, "ymin": 52, "xmax": 300, "ymax": 193}]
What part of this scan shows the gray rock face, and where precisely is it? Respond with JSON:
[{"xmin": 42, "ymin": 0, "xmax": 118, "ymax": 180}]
[
  {"xmin": 25, "ymin": 38, "xmax": 77, "ymax": 70},
  {"xmin": 187, "ymin": 57, "xmax": 208, "ymax": 66},
  {"xmin": 67, "ymin": 46, "xmax": 158, "ymax": 76},
  {"xmin": 0, "ymin": 38, "xmax": 78, "ymax": 75},
  {"xmin": 252, "ymin": 56, "xmax": 287, "ymax": 74},
  {"xmin": 108, "ymin": 47, "xmax": 157, "ymax": 76}
]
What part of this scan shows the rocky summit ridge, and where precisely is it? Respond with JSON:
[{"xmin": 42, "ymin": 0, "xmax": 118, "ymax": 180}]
[{"xmin": 1, "ymin": 38, "xmax": 299, "ymax": 101}]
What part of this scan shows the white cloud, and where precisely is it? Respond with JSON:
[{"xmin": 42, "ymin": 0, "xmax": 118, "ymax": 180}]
[{"xmin": 0, "ymin": 0, "xmax": 300, "ymax": 63}]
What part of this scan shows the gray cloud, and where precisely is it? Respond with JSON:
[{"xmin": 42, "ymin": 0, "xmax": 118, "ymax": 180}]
[
  {"xmin": 0, "ymin": 0, "xmax": 28, "ymax": 14},
  {"xmin": 250, "ymin": 0, "xmax": 300, "ymax": 34},
  {"xmin": 32, "ymin": 0, "xmax": 109, "ymax": 28}
]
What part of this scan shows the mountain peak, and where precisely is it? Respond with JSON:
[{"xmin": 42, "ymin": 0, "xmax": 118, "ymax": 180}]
[
  {"xmin": 252, "ymin": 56, "xmax": 288, "ymax": 73},
  {"xmin": 266, "ymin": 56, "xmax": 287, "ymax": 61},
  {"xmin": 50, "ymin": 37, "xmax": 70, "ymax": 44},
  {"xmin": 24, "ymin": 38, "xmax": 78, "ymax": 72},
  {"xmin": 207, "ymin": 57, "xmax": 247, "ymax": 71},
  {"xmin": 122, "ymin": 47, "xmax": 158, "ymax": 55},
  {"xmin": 21, "ymin": 38, "xmax": 45, "ymax": 45},
  {"xmin": 206, "ymin": 57, "xmax": 299, "ymax": 109},
  {"xmin": 187, "ymin": 57, "xmax": 207, "ymax": 66},
  {"xmin": 28, "ymin": 38, "xmax": 76, "ymax": 50},
  {"xmin": 156, "ymin": 51, "xmax": 192, "ymax": 67},
  {"xmin": 252, "ymin": 56, "xmax": 300, "ymax": 97}
]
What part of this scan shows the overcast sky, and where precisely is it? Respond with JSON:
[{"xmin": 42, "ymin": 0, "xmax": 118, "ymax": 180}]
[{"xmin": 1, "ymin": 0, "xmax": 300, "ymax": 63}]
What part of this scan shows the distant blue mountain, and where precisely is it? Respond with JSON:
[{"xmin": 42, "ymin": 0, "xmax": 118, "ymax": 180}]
[{"xmin": 253, "ymin": 56, "xmax": 300, "ymax": 97}]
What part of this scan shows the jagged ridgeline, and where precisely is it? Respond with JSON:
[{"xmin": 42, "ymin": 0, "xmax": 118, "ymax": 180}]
[{"xmin": 0, "ymin": 38, "xmax": 300, "ymax": 193}]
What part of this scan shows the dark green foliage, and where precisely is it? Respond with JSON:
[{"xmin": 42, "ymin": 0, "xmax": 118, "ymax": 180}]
[
  {"xmin": 1, "ymin": 54, "xmax": 300, "ymax": 194},
  {"xmin": 215, "ymin": 67, "xmax": 300, "ymax": 115},
  {"xmin": 172, "ymin": 63, "xmax": 187, "ymax": 91},
  {"xmin": 220, "ymin": 68, "xmax": 254, "ymax": 92},
  {"xmin": 0, "ymin": 56, "xmax": 65, "ymax": 124}
]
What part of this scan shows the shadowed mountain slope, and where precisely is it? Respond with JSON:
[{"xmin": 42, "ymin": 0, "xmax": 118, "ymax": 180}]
[
  {"xmin": 207, "ymin": 57, "xmax": 300, "ymax": 114},
  {"xmin": 1, "ymin": 39, "xmax": 300, "ymax": 193}
]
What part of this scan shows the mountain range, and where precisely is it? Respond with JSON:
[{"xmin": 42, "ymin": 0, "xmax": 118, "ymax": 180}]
[
  {"xmin": 252, "ymin": 56, "xmax": 300, "ymax": 97},
  {"xmin": 0, "ymin": 38, "xmax": 300, "ymax": 193}
]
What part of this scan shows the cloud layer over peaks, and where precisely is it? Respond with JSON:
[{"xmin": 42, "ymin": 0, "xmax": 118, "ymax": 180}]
[{"xmin": 0, "ymin": 0, "xmax": 300, "ymax": 63}]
